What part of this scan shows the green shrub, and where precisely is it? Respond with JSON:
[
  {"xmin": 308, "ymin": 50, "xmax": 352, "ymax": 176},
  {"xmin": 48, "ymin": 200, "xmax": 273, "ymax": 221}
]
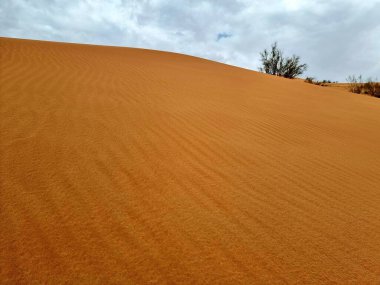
[{"xmin": 259, "ymin": 42, "xmax": 307, "ymax": 79}]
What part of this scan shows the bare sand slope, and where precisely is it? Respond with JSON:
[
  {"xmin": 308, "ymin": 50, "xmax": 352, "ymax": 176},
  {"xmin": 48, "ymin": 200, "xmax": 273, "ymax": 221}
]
[
  {"xmin": 1, "ymin": 37, "xmax": 380, "ymax": 284},
  {"xmin": 324, "ymin": 82, "xmax": 352, "ymax": 92}
]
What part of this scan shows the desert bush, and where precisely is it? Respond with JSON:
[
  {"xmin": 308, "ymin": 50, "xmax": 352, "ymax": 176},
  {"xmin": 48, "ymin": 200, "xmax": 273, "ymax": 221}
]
[
  {"xmin": 346, "ymin": 75, "xmax": 363, "ymax": 94},
  {"xmin": 305, "ymin": 77, "xmax": 315, "ymax": 84},
  {"xmin": 346, "ymin": 75, "xmax": 380, "ymax": 98},
  {"xmin": 259, "ymin": 42, "xmax": 307, "ymax": 79},
  {"xmin": 305, "ymin": 77, "xmax": 334, "ymax": 86},
  {"xmin": 363, "ymin": 80, "xmax": 380, "ymax": 98}
]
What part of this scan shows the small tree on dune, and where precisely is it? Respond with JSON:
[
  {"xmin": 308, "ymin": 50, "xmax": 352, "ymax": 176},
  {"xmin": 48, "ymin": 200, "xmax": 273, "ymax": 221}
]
[{"xmin": 259, "ymin": 42, "xmax": 307, "ymax": 79}]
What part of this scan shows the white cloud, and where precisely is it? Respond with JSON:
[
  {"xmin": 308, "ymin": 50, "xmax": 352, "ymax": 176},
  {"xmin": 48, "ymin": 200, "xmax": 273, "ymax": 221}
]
[{"xmin": 282, "ymin": 0, "xmax": 303, "ymax": 11}]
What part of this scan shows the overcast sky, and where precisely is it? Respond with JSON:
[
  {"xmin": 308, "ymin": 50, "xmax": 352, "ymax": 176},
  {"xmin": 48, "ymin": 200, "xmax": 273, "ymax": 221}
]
[{"xmin": 1, "ymin": 0, "xmax": 379, "ymax": 81}]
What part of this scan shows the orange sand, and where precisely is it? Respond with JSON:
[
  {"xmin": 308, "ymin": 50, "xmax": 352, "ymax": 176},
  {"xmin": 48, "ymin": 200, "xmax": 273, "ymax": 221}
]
[
  {"xmin": 1, "ymin": 37, "xmax": 380, "ymax": 284},
  {"xmin": 324, "ymin": 82, "xmax": 351, "ymax": 91}
]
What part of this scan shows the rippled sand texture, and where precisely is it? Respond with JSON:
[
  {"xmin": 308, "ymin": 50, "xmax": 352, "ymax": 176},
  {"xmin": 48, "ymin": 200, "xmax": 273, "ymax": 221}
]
[{"xmin": 1, "ymin": 37, "xmax": 380, "ymax": 284}]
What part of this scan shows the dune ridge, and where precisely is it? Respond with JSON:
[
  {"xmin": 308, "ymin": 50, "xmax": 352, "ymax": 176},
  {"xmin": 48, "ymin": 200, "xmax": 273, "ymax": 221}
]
[{"xmin": 1, "ymin": 37, "xmax": 380, "ymax": 284}]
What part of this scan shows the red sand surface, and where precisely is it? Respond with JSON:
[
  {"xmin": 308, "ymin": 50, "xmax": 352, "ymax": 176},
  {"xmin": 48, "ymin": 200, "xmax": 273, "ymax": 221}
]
[{"xmin": 1, "ymin": 37, "xmax": 380, "ymax": 284}]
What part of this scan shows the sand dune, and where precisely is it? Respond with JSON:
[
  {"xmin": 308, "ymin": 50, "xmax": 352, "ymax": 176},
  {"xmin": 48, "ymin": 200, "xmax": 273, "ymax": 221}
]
[{"xmin": 1, "ymin": 37, "xmax": 380, "ymax": 284}]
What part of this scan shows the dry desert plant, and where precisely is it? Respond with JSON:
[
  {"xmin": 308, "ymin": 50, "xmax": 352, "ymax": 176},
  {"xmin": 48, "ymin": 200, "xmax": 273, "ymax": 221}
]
[{"xmin": 346, "ymin": 75, "xmax": 380, "ymax": 98}]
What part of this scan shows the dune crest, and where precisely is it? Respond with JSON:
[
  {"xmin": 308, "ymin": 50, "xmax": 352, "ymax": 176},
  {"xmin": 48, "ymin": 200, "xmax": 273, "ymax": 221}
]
[{"xmin": 1, "ymin": 37, "xmax": 380, "ymax": 284}]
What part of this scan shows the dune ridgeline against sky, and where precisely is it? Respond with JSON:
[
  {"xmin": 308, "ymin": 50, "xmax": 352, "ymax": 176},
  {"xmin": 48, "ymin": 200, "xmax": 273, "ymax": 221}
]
[{"xmin": 1, "ymin": 37, "xmax": 380, "ymax": 284}]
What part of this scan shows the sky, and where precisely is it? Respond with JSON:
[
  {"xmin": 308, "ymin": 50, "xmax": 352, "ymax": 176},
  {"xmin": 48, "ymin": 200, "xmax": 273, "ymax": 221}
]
[{"xmin": 1, "ymin": 0, "xmax": 379, "ymax": 82}]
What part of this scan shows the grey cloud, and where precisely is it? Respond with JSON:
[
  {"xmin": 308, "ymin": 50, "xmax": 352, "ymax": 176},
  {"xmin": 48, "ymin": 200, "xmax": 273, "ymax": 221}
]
[
  {"xmin": 1, "ymin": 0, "xmax": 379, "ymax": 81},
  {"xmin": 216, "ymin": 33, "xmax": 232, "ymax": 41}
]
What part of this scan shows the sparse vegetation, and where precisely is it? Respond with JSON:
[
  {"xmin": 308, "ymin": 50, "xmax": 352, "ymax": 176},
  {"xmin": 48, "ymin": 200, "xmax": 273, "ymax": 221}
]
[
  {"xmin": 305, "ymin": 75, "xmax": 379, "ymax": 98},
  {"xmin": 346, "ymin": 75, "xmax": 363, "ymax": 93},
  {"xmin": 259, "ymin": 42, "xmax": 307, "ymax": 79},
  {"xmin": 304, "ymin": 77, "xmax": 336, "ymax": 86},
  {"xmin": 305, "ymin": 77, "xmax": 315, "ymax": 84},
  {"xmin": 346, "ymin": 75, "xmax": 380, "ymax": 98}
]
